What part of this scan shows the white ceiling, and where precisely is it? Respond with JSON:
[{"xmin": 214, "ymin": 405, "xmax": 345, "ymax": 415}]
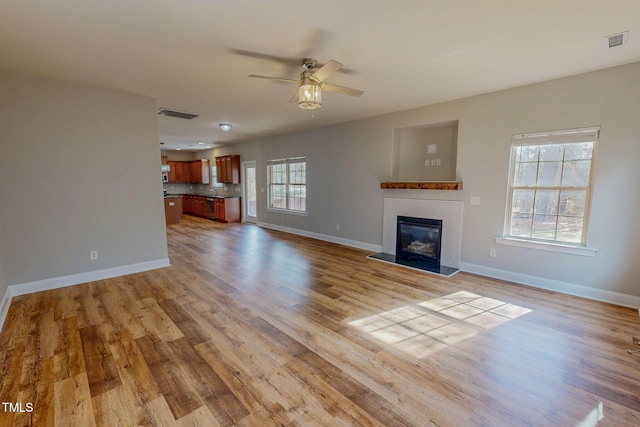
[{"xmin": 1, "ymin": 1, "xmax": 639, "ymax": 151}]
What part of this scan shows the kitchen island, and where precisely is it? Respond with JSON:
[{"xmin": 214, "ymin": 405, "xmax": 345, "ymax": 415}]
[{"xmin": 164, "ymin": 195, "xmax": 183, "ymax": 225}]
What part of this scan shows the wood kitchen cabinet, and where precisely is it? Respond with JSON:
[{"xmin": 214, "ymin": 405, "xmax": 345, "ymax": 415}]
[
  {"xmin": 215, "ymin": 155, "xmax": 240, "ymax": 184},
  {"xmin": 168, "ymin": 161, "xmax": 190, "ymax": 183},
  {"xmin": 164, "ymin": 197, "xmax": 183, "ymax": 225},
  {"xmin": 189, "ymin": 159, "xmax": 210, "ymax": 184},
  {"xmin": 182, "ymin": 195, "xmax": 208, "ymax": 218},
  {"xmin": 213, "ymin": 197, "xmax": 241, "ymax": 223},
  {"xmin": 167, "ymin": 160, "xmax": 210, "ymax": 184}
]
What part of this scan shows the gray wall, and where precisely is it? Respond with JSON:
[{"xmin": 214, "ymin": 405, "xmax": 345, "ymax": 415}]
[
  {"xmin": 225, "ymin": 62, "xmax": 640, "ymax": 298},
  {"xmin": 393, "ymin": 124, "xmax": 458, "ymax": 181},
  {"xmin": 0, "ymin": 72, "xmax": 168, "ymax": 292}
]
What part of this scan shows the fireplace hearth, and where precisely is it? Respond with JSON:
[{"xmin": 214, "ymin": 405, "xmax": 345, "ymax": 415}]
[{"xmin": 368, "ymin": 214, "xmax": 459, "ymax": 277}]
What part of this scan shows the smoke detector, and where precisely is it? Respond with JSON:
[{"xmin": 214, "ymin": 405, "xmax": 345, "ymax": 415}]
[{"xmin": 605, "ymin": 31, "xmax": 628, "ymax": 48}]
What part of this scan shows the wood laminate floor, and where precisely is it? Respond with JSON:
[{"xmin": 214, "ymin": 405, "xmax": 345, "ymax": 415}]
[{"xmin": 1, "ymin": 215, "xmax": 639, "ymax": 426}]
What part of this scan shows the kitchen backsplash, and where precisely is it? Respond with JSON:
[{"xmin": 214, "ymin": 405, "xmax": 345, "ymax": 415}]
[{"xmin": 163, "ymin": 182, "xmax": 242, "ymax": 197}]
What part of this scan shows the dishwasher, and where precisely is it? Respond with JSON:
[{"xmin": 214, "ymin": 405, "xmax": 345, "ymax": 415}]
[{"xmin": 207, "ymin": 197, "xmax": 216, "ymax": 220}]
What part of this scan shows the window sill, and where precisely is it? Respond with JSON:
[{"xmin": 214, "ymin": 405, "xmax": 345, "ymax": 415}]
[
  {"xmin": 266, "ymin": 208, "xmax": 308, "ymax": 217},
  {"xmin": 495, "ymin": 237, "xmax": 598, "ymax": 257}
]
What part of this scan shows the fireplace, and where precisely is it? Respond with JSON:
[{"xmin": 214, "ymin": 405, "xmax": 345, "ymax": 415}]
[
  {"xmin": 396, "ymin": 216, "xmax": 442, "ymax": 264},
  {"xmin": 367, "ymin": 198, "xmax": 461, "ymax": 277}
]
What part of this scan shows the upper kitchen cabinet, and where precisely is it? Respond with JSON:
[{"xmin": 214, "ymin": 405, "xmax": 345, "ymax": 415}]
[
  {"xmin": 166, "ymin": 159, "xmax": 210, "ymax": 184},
  {"xmin": 167, "ymin": 161, "xmax": 188, "ymax": 183},
  {"xmin": 189, "ymin": 159, "xmax": 210, "ymax": 184},
  {"xmin": 215, "ymin": 155, "xmax": 241, "ymax": 184}
]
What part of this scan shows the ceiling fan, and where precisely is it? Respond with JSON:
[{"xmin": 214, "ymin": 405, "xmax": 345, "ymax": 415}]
[{"xmin": 249, "ymin": 58, "xmax": 364, "ymax": 110}]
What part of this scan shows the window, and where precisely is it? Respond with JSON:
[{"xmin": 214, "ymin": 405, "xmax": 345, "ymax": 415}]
[
  {"xmin": 505, "ymin": 127, "xmax": 599, "ymax": 246},
  {"xmin": 210, "ymin": 165, "xmax": 223, "ymax": 187},
  {"xmin": 267, "ymin": 157, "xmax": 306, "ymax": 213}
]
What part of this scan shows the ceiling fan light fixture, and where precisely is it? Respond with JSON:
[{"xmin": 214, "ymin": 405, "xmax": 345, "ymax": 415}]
[
  {"xmin": 219, "ymin": 123, "xmax": 232, "ymax": 131},
  {"xmin": 298, "ymin": 83, "xmax": 322, "ymax": 110}
]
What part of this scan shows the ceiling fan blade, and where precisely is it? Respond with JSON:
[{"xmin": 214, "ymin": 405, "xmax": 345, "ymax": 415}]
[
  {"xmin": 310, "ymin": 59, "xmax": 343, "ymax": 83},
  {"xmin": 248, "ymin": 75, "xmax": 298, "ymax": 84},
  {"xmin": 320, "ymin": 82, "xmax": 364, "ymax": 97},
  {"xmin": 288, "ymin": 90, "xmax": 299, "ymax": 103}
]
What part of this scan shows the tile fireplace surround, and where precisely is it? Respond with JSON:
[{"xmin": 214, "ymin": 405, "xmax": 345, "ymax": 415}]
[{"xmin": 382, "ymin": 198, "xmax": 463, "ymax": 268}]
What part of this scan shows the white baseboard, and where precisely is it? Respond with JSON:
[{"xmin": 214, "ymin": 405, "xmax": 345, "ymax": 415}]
[
  {"xmin": 0, "ymin": 287, "xmax": 12, "ymax": 335},
  {"xmin": 257, "ymin": 222, "xmax": 382, "ymax": 253},
  {"xmin": 0, "ymin": 258, "xmax": 171, "ymax": 333},
  {"xmin": 255, "ymin": 223, "xmax": 639, "ymax": 309},
  {"xmin": 459, "ymin": 261, "xmax": 640, "ymax": 309}
]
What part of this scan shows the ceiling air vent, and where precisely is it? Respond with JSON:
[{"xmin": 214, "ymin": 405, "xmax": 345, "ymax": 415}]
[
  {"xmin": 605, "ymin": 31, "xmax": 628, "ymax": 48},
  {"xmin": 157, "ymin": 108, "xmax": 199, "ymax": 120}
]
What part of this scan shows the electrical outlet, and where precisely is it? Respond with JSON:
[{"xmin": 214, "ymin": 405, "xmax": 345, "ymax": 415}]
[
  {"xmin": 90, "ymin": 250, "xmax": 98, "ymax": 261},
  {"xmin": 336, "ymin": 224, "xmax": 341, "ymax": 231},
  {"xmin": 633, "ymin": 337, "xmax": 640, "ymax": 346},
  {"xmin": 489, "ymin": 248, "xmax": 497, "ymax": 258}
]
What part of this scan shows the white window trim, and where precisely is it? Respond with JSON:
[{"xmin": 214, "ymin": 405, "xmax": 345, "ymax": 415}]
[
  {"xmin": 503, "ymin": 126, "xmax": 599, "ymax": 248},
  {"xmin": 495, "ymin": 236, "xmax": 597, "ymax": 257}
]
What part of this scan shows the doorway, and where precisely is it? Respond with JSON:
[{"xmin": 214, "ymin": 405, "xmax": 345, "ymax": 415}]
[{"xmin": 242, "ymin": 161, "xmax": 257, "ymax": 223}]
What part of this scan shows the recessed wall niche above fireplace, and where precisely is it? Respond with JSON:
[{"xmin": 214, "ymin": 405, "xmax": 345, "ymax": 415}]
[{"xmin": 368, "ymin": 198, "xmax": 463, "ymax": 277}]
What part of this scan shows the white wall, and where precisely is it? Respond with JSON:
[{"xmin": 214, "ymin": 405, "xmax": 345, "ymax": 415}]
[
  {"xmin": 227, "ymin": 62, "xmax": 640, "ymax": 301},
  {"xmin": 0, "ymin": 73, "xmax": 169, "ymax": 293}
]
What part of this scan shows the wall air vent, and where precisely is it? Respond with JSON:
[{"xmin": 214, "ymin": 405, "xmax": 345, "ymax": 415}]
[
  {"xmin": 605, "ymin": 31, "xmax": 628, "ymax": 48},
  {"xmin": 157, "ymin": 108, "xmax": 199, "ymax": 120}
]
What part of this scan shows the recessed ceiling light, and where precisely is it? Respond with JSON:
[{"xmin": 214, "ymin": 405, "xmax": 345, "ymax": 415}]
[
  {"xmin": 219, "ymin": 124, "xmax": 232, "ymax": 132},
  {"xmin": 198, "ymin": 142, "xmax": 204, "ymax": 145},
  {"xmin": 176, "ymin": 148, "xmax": 182, "ymax": 151}
]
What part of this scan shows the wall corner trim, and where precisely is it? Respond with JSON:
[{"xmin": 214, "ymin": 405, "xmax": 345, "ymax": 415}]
[{"xmin": 459, "ymin": 261, "xmax": 640, "ymax": 309}]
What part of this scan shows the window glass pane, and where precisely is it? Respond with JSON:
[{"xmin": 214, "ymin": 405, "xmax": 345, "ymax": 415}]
[
  {"xmin": 562, "ymin": 160, "xmax": 591, "ymax": 186},
  {"xmin": 556, "ymin": 216, "xmax": 584, "ymax": 243},
  {"xmin": 514, "ymin": 162, "xmax": 537, "ymax": 186},
  {"xmin": 537, "ymin": 161, "xmax": 562, "ymax": 186},
  {"xmin": 534, "ymin": 190, "xmax": 559, "ymax": 214},
  {"xmin": 520, "ymin": 146, "xmax": 539, "ymax": 161},
  {"xmin": 539, "ymin": 145, "xmax": 564, "ymax": 161},
  {"xmin": 512, "ymin": 189, "xmax": 535, "ymax": 214},
  {"xmin": 564, "ymin": 142, "xmax": 593, "ymax": 161},
  {"xmin": 510, "ymin": 213, "xmax": 532, "ymax": 237},
  {"xmin": 558, "ymin": 190, "xmax": 586, "ymax": 217},
  {"xmin": 532, "ymin": 214, "xmax": 557, "ymax": 240}
]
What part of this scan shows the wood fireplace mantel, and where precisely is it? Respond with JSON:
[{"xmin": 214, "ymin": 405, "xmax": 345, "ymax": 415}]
[{"xmin": 380, "ymin": 181, "xmax": 463, "ymax": 190}]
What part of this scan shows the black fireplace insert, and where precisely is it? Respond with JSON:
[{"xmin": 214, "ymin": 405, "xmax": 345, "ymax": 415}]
[{"xmin": 396, "ymin": 216, "xmax": 443, "ymax": 264}]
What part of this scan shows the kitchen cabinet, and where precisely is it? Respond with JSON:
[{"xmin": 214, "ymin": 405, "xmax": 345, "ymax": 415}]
[
  {"xmin": 164, "ymin": 197, "xmax": 183, "ymax": 225},
  {"xmin": 167, "ymin": 160, "xmax": 210, "ymax": 184},
  {"xmin": 168, "ymin": 161, "xmax": 190, "ymax": 183},
  {"xmin": 213, "ymin": 197, "xmax": 241, "ymax": 223},
  {"xmin": 189, "ymin": 159, "xmax": 210, "ymax": 184},
  {"xmin": 215, "ymin": 155, "xmax": 241, "ymax": 184},
  {"xmin": 182, "ymin": 195, "xmax": 208, "ymax": 218}
]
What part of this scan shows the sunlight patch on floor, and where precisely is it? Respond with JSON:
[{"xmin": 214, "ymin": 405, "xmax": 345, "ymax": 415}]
[{"xmin": 348, "ymin": 291, "xmax": 532, "ymax": 359}]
